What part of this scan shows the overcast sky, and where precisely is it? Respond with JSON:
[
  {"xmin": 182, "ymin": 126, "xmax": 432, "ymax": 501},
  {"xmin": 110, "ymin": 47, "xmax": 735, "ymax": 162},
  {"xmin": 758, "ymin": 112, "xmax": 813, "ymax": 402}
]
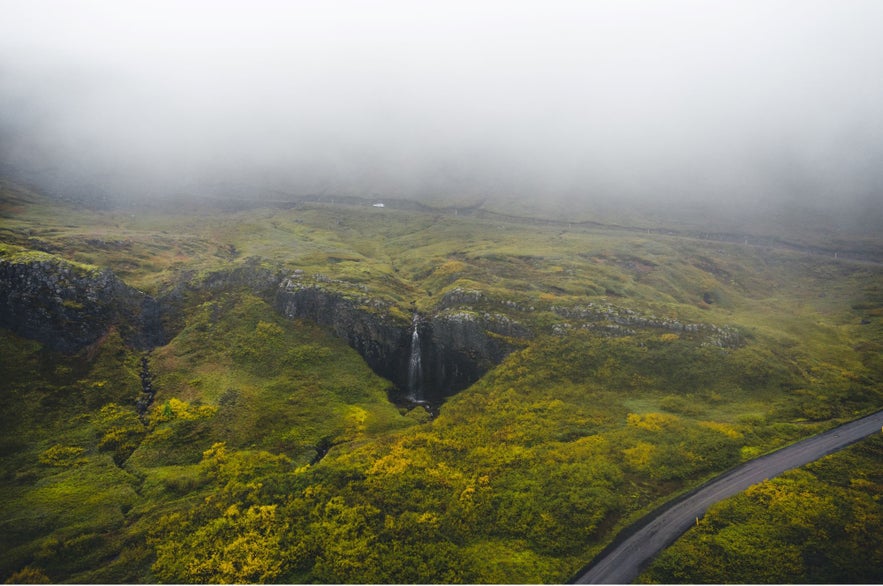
[{"xmin": 1, "ymin": 0, "xmax": 882, "ymax": 210}]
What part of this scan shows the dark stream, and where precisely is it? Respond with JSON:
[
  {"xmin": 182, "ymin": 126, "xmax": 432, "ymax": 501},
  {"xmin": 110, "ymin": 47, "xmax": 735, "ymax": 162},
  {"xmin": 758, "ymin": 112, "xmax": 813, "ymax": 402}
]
[{"xmin": 135, "ymin": 354, "xmax": 156, "ymax": 424}]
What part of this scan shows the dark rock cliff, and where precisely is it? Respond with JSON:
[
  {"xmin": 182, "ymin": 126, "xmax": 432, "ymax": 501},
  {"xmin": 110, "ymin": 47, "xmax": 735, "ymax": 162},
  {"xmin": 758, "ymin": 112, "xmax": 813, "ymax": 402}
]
[
  {"xmin": 420, "ymin": 310, "xmax": 531, "ymax": 402},
  {"xmin": 275, "ymin": 279, "xmax": 413, "ymax": 393},
  {"xmin": 0, "ymin": 253, "xmax": 165, "ymax": 352},
  {"xmin": 275, "ymin": 276, "xmax": 531, "ymax": 402}
]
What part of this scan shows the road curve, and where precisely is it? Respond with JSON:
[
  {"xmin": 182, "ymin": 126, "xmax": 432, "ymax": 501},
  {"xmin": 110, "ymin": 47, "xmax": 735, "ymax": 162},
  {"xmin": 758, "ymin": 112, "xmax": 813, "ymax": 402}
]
[{"xmin": 571, "ymin": 409, "xmax": 883, "ymax": 584}]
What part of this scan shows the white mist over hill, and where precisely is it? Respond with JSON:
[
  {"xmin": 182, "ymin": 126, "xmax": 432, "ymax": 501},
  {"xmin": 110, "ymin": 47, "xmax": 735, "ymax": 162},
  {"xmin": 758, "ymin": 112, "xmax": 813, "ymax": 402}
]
[{"xmin": 1, "ymin": 0, "xmax": 882, "ymax": 220}]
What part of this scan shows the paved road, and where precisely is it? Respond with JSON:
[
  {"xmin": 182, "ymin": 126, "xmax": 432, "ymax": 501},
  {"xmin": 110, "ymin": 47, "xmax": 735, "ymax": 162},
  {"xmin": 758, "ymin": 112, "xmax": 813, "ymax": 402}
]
[{"xmin": 571, "ymin": 409, "xmax": 883, "ymax": 584}]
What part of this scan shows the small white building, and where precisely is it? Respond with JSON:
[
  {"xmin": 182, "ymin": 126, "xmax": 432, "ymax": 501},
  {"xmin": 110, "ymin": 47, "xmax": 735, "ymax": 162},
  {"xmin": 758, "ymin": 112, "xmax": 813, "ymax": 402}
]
[{"xmin": 373, "ymin": 202, "xmax": 385, "ymax": 208}]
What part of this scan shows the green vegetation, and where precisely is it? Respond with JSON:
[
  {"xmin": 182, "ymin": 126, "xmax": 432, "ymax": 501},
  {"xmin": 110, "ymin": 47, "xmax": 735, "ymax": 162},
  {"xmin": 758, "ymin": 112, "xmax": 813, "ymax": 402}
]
[
  {"xmin": 1, "ymin": 182, "xmax": 881, "ymax": 582},
  {"xmin": 640, "ymin": 434, "xmax": 883, "ymax": 583}
]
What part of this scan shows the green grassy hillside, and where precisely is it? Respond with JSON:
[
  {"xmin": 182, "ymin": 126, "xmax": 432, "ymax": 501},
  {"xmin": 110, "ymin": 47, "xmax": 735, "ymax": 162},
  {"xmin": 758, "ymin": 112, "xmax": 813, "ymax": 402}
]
[{"xmin": 1, "ymin": 181, "xmax": 881, "ymax": 582}]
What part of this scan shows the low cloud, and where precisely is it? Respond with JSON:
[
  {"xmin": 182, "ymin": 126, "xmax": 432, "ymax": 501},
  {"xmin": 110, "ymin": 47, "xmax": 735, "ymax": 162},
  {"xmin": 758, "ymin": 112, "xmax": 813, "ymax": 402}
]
[{"xmin": 1, "ymin": 0, "xmax": 882, "ymax": 216}]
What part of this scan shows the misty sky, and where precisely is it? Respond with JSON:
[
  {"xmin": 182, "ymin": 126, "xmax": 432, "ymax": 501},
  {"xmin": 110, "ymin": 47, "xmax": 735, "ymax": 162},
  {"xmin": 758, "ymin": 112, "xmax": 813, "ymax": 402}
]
[{"xmin": 1, "ymin": 0, "xmax": 882, "ymax": 210}]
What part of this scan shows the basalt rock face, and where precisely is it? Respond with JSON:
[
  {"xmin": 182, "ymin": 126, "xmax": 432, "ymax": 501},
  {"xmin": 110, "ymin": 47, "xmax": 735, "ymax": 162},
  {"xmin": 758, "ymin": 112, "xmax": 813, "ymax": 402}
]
[
  {"xmin": 420, "ymin": 310, "xmax": 531, "ymax": 402},
  {"xmin": 551, "ymin": 303, "xmax": 744, "ymax": 347},
  {"xmin": 275, "ymin": 276, "xmax": 530, "ymax": 402},
  {"xmin": 275, "ymin": 279, "xmax": 412, "ymax": 392},
  {"xmin": 0, "ymin": 254, "xmax": 165, "ymax": 352}
]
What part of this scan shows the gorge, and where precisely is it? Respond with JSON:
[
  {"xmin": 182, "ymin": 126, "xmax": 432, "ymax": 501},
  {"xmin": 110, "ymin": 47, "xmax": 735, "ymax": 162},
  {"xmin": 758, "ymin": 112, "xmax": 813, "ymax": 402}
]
[{"xmin": 0, "ymin": 251, "xmax": 527, "ymax": 408}]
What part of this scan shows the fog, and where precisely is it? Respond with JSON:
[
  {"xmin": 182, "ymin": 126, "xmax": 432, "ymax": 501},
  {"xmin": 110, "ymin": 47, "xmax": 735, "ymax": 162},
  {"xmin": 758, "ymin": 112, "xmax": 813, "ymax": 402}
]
[{"xmin": 2, "ymin": 0, "xmax": 882, "ymax": 217}]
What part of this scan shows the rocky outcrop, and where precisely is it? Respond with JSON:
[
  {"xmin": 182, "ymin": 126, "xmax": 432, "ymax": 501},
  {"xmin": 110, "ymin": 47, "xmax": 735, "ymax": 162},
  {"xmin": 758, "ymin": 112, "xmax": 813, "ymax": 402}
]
[
  {"xmin": 550, "ymin": 303, "xmax": 744, "ymax": 347},
  {"xmin": 190, "ymin": 258, "xmax": 283, "ymax": 296},
  {"xmin": 0, "ymin": 252, "xmax": 165, "ymax": 352},
  {"xmin": 157, "ymin": 257, "xmax": 284, "ymax": 337}
]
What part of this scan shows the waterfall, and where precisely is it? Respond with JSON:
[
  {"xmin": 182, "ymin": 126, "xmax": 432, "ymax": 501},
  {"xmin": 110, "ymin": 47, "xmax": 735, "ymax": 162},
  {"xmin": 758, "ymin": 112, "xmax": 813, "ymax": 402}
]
[{"xmin": 407, "ymin": 316, "xmax": 423, "ymax": 402}]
